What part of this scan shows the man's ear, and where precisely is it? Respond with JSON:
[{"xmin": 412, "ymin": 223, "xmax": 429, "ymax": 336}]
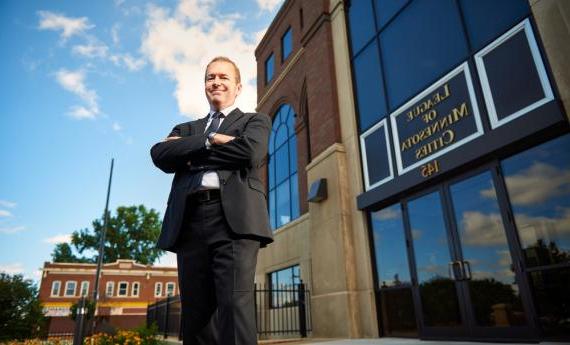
[{"xmin": 236, "ymin": 83, "xmax": 242, "ymax": 96}]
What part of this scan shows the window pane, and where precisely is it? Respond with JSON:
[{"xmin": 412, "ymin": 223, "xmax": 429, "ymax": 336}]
[
  {"xmin": 501, "ymin": 134, "xmax": 570, "ymax": 268},
  {"xmin": 275, "ymin": 124, "xmax": 288, "ymax": 149},
  {"xmin": 276, "ymin": 180, "xmax": 291, "ymax": 227},
  {"xmin": 285, "ymin": 105, "xmax": 295, "ymax": 132},
  {"xmin": 269, "ymin": 265, "xmax": 300, "ymax": 308},
  {"xmin": 347, "ymin": 0, "xmax": 376, "ymax": 55},
  {"xmin": 352, "ymin": 39, "xmax": 387, "ymax": 132},
  {"xmin": 371, "ymin": 204, "xmax": 411, "ymax": 287},
  {"xmin": 290, "ymin": 173, "xmax": 300, "ymax": 220},
  {"xmin": 51, "ymin": 282, "xmax": 60, "ymax": 296},
  {"xmin": 65, "ymin": 282, "xmax": 76, "ymax": 296},
  {"xmin": 374, "ymin": 0, "xmax": 408, "ymax": 29},
  {"xmin": 289, "ymin": 134, "xmax": 297, "ymax": 174},
  {"xmin": 282, "ymin": 27, "xmax": 293, "ymax": 61},
  {"xmin": 363, "ymin": 126, "xmax": 391, "ymax": 185},
  {"xmin": 269, "ymin": 189, "xmax": 276, "ymax": 229},
  {"xmin": 380, "ymin": 0, "xmax": 468, "ymax": 109},
  {"xmin": 408, "ymin": 192, "xmax": 462, "ymax": 327},
  {"xmin": 81, "ymin": 282, "xmax": 89, "ymax": 297},
  {"xmin": 265, "ymin": 53, "xmax": 274, "ymax": 84},
  {"xmin": 269, "ymin": 154, "xmax": 275, "ymax": 189},
  {"xmin": 275, "ymin": 145, "xmax": 289, "ymax": 185},
  {"xmin": 460, "ymin": 0, "xmax": 530, "ymax": 51}
]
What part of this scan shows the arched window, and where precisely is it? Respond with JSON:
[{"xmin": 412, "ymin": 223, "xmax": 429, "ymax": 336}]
[{"xmin": 268, "ymin": 104, "xmax": 300, "ymax": 229}]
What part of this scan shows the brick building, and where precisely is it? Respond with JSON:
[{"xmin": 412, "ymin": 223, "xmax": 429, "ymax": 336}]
[
  {"xmin": 254, "ymin": 0, "xmax": 570, "ymax": 342},
  {"xmin": 39, "ymin": 259, "xmax": 177, "ymax": 336}
]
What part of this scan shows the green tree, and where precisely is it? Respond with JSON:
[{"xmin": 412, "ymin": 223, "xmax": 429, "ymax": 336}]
[
  {"xmin": 0, "ymin": 273, "xmax": 46, "ymax": 341},
  {"xmin": 51, "ymin": 205, "xmax": 163, "ymax": 265}
]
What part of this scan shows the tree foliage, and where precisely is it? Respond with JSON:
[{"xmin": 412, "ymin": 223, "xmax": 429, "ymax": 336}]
[
  {"xmin": 0, "ymin": 273, "xmax": 46, "ymax": 341},
  {"xmin": 51, "ymin": 205, "xmax": 164, "ymax": 265}
]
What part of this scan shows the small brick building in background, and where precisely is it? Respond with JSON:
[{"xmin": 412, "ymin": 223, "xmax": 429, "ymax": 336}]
[{"xmin": 38, "ymin": 259, "xmax": 177, "ymax": 336}]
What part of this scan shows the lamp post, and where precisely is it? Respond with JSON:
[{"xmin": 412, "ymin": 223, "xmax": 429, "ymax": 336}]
[{"xmin": 90, "ymin": 158, "xmax": 114, "ymax": 334}]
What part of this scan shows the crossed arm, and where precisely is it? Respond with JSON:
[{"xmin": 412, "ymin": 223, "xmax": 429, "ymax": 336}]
[{"xmin": 150, "ymin": 114, "xmax": 271, "ymax": 174}]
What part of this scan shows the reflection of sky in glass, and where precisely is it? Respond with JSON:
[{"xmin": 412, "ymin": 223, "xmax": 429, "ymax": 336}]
[
  {"xmin": 371, "ymin": 204, "xmax": 411, "ymax": 288},
  {"xmin": 502, "ymin": 134, "xmax": 570, "ymax": 266},
  {"xmin": 270, "ymin": 265, "xmax": 301, "ymax": 308},
  {"xmin": 408, "ymin": 192, "xmax": 452, "ymax": 283},
  {"xmin": 450, "ymin": 172, "xmax": 514, "ymax": 284}
]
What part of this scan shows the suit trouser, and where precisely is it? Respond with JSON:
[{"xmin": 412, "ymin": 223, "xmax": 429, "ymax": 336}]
[{"xmin": 176, "ymin": 195, "xmax": 260, "ymax": 345}]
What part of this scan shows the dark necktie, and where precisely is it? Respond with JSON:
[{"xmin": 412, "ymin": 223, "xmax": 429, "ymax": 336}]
[
  {"xmin": 205, "ymin": 111, "xmax": 224, "ymax": 135},
  {"xmin": 188, "ymin": 111, "xmax": 225, "ymax": 194}
]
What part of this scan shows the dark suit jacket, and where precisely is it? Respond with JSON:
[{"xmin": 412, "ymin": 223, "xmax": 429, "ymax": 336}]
[{"xmin": 150, "ymin": 108, "xmax": 274, "ymax": 252}]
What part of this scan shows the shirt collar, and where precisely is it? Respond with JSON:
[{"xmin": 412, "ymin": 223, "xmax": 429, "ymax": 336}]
[{"xmin": 209, "ymin": 104, "xmax": 238, "ymax": 118}]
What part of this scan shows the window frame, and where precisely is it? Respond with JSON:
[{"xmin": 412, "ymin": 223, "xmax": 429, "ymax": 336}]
[
  {"xmin": 51, "ymin": 280, "xmax": 61, "ymax": 297},
  {"xmin": 105, "ymin": 281, "xmax": 115, "ymax": 297},
  {"xmin": 64, "ymin": 281, "xmax": 77, "ymax": 297},
  {"xmin": 268, "ymin": 264, "xmax": 301, "ymax": 309},
  {"xmin": 281, "ymin": 26, "xmax": 293, "ymax": 62},
  {"xmin": 265, "ymin": 53, "xmax": 275, "ymax": 85},
  {"xmin": 268, "ymin": 104, "xmax": 300, "ymax": 230},
  {"xmin": 117, "ymin": 281, "xmax": 129, "ymax": 297},
  {"xmin": 131, "ymin": 282, "xmax": 140, "ymax": 297},
  {"xmin": 154, "ymin": 282, "xmax": 163, "ymax": 297},
  {"xmin": 80, "ymin": 281, "xmax": 89, "ymax": 297},
  {"xmin": 166, "ymin": 282, "xmax": 176, "ymax": 297}
]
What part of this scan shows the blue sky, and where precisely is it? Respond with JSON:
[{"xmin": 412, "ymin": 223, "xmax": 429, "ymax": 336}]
[{"xmin": 0, "ymin": 0, "xmax": 283, "ymax": 282}]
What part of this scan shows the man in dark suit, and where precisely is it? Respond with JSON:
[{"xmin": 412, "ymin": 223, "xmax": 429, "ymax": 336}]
[{"xmin": 150, "ymin": 56, "xmax": 273, "ymax": 345}]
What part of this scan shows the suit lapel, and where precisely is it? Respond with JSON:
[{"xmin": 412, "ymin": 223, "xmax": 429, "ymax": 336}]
[
  {"xmin": 191, "ymin": 114, "xmax": 209, "ymax": 135},
  {"xmin": 217, "ymin": 108, "xmax": 243, "ymax": 133}
]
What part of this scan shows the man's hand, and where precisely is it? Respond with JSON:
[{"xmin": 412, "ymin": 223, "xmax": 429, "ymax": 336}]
[
  {"xmin": 211, "ymin": 133, "xmax": 235, "ymax": 145},
  {"xmin": 163, "ymin": 136, "xmax": 182, "ymax": 142}
]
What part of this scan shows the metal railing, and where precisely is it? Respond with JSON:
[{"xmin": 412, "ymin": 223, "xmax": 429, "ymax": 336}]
[
  {"xmin": 146, "ymin": 283, "xmax": 311, "ymax": 339},
  {"xmin": 146, "ymin": 295, "xmax": 182, "ymax": 340}
]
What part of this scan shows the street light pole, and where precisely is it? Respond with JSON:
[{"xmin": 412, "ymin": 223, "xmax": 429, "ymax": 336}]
[{"xmin": 91, "ymin": 158, "xmax": 114, "ymax": 334}]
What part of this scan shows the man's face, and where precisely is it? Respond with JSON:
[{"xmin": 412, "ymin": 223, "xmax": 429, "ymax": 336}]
[{"xmin": 205, "ymin": 61, "xmax": 242, "ymax": 111}]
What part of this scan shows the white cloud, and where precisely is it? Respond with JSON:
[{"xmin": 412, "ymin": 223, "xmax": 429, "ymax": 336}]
[
  {"xmin": 110, "ymin": 53, "xmax": 146, "ymax": 71},
  {"xmin": 141, "ymin": 0, "xmax": 258, "ymax": 119},
  {"xmin": 0, "ymin": 210, "xmax": 12, "ymax": 217},
  {"xmin": 0, "ymin": 263, "xmax": 25, "ymax": 275},
  {"xmin": 254, "ymin": 28, "xmax": 267, "ymax": 46},
  {"xmin": 0, "ymin": 200, "xmax": 16, "ymax": 208},
  {"xmin": 256, "ymin": 0, "xmax": 283, "ymax": 12},
  {"xmin": 55, "ymin": 69, "xmax": 100, "ymax": 119},
  {"xmin": 72, "ymin": 42, "xmax": 109, "ymax": 58},
  {"xmin": 482, "ymin": 162, "xmax": 570, "ymax": 206},
  {"xmin": 112, "ymin": 122, "xmax": 122, "ymax": 131},
  {"xmin": 0, "ymin": 226, "xmax": 26, "ymax": 234},
  {"xmin": 43, "ymin": 234, "xmax": 72, "ymax": 244},
  {"xmin": 111, "ymin": 24, "xmax": 120, "ymax": 46},
  {"xmin": 154, "ymin": 252, "xmax": 177, "ymax": 267},
  {"xmin": 37, "ymin": 11, "xmax": 94, "ymax": 40}
]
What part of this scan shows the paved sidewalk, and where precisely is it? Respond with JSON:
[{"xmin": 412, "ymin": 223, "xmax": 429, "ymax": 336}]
[
  {"xmin": 166, "ymin": 337, "xmax": 565, "ymax": 345},
  {"xmin": 259, "ymin": 338, "xmax": 564, "ymax": 345}
]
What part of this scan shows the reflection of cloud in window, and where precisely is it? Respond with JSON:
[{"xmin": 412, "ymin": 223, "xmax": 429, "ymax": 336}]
[
  {"xmin": 513, "ymin": 208, "xmax": 570, "ymax": 247},
  {"xmin": 460, "ymin": 211, "xmax": 506, "ymax": 246},
  {"xmin": 482, "ymin": 162, "xmax": 570, "ymax": 206},
  {"xmin": 372, "ymin": 207, "xmax": 400, "ymax": 221},
  {"xmin": 411, "ymin": 229, "xmax": 422, "ymax": 240}
]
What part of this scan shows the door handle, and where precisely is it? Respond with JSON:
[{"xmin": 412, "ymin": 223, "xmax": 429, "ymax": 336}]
[
  {"xmin": 462, "ymin": 260, "xmax": 472, "ymax": 280},
  {"xmin": 448, "ymin": 262, "xmax": 456, "ymax": 280},
  {"xmin": 448, "ymin": 261, "xmax": 462, "ymax": 281}
]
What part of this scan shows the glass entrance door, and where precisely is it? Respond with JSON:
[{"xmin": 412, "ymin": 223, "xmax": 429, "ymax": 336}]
[
  {"xmin": 407, "ymin": 190, "xmax": 467, "ymax": 338},
  {"xmin": 407, "ymin": 170, "xmax": 538, "ymax": 340},
  {"xmin": 447, "ymin": 170, "xmax": 537, "ymax": 339}
]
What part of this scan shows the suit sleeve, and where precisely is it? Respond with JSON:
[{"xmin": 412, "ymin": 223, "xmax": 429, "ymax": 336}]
[
  {"xmin": 203, "ymin": 113, "xmax": 271, "ymax": 169},
  {"xmin": 150, "ymin": 123, "xmax": 209, "ymax": 173}
]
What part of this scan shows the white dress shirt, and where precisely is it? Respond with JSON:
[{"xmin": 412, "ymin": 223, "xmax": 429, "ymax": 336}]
[{"xmin": 200, "ymin": 104, "xmax": 238, "ymax": 189}]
